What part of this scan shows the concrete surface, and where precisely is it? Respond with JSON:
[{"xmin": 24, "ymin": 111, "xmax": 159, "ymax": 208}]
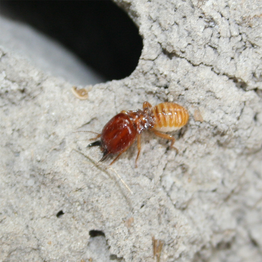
[{"xmin": 1, "ymin": 0, "xmax": 262, "ymax": 261}]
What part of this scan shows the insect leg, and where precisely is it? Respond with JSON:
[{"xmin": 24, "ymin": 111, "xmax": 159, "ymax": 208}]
[
  {"xmin": 151, "ymin": 129, "xmax": 178, "ymax": 153},
  {"xmin": 89, "ymin": 133, "xmax": 101, "ymax": 141},
  {"xmin": 135, "ymin": 134, "xmax": 141, "ymax": 168},
  {"xmin": 109, "ymin": 151, "xmax": 125, "ymax": 165}
]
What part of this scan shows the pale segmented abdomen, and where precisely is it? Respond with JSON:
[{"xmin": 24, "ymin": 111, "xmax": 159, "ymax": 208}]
[{"xmin": 152, "ymin": 102, "xmax": 189, "ymax": 132}]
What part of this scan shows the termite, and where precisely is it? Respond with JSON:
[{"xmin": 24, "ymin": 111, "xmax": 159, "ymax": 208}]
[{"xmin": 88, "ymin": 102, "xmax": 189, "ymax": 167}]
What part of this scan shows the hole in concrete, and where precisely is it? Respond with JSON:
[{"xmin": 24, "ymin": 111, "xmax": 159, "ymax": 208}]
[
  {"xmin": 231, "ymin": 77, "xmax": 248, "ymax": 90},
  {"xmin": 250, "ymin": 235, "xmax": 259, "ymax": 247},
  {"xmin": 110, "ymin": 254, "xmax": 123, "ymax": 260},
  {"xmin": 0, "ymin": 1, "xmax": 142, "ymax": 81},
  {"xmin": 216, "ymin": 241, "xmax": 232, "ymax": 250},
  {"xmin": 89, "ymin": 229, "xmax": 105, "ymax": 237},
  {"xmin": 56, "ymin": 210, "xmax": 64, "ymax": 218},
  {"xmin": 88, "ymin": 230, "xmax": 123, "ymax": 261},
  {"xmin": 253, "ymin": 112, "xmax": 258, "ymax": 122},
  {"xmin": 254, "ymin": 88, "xmax": 262, "ymax": 99}
]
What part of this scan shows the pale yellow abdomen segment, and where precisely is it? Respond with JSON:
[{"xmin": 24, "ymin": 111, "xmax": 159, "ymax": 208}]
[{"xmin": 152, "ymin": 102, "xmax": 189, "ymax": 132}]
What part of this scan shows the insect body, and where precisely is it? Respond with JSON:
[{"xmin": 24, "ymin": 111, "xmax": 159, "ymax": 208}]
[{"xmin": 88, "ymin": 102, "xmax": 189, "ymax": 166}]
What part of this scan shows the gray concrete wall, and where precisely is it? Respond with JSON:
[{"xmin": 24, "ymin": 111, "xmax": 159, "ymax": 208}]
[{"xmin": 0, "ymin": 0, "xmax": 262, "ymax": 261}]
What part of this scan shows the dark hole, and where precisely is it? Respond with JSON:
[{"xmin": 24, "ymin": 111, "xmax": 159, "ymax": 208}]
[
  {"xmin": 0, "ymin": 1, "xmax": 143, "ymax": 81},
  {"xmin": 250, "ymin": 236, "xmax": 259, "ymax": 247},
  {"xmin": 255, "ymin": 88, "xmax": 262, "ymax": 98},
  {"xmin": 231, "ymin": 77, "xmax": 248, "ymax": 90},
  {"xmin": 110, "ymin": 254, "xmax": 123, "ymax": 260},
  {"xmin": 89, "ymin": 230, "xmax": 105, "ymax": 237},
  {"xmin": 56, "ymin": 210, "xmax": 64, "ymax": 218},
  {"xmin": 162, "ymin": 47, "xmax": 177, "ymax": 59},
  {"xmin": 253, "ymin": 112, "xmax": 258, "ymax": 122},
  {"xmin": 217, "ymin": 241, "xmax": 231, "ymax": 250}
]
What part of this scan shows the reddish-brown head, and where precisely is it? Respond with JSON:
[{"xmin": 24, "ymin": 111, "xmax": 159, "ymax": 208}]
[{"xmin": 88, "ymin": 113, "xmax": 137, "ymax": 161}]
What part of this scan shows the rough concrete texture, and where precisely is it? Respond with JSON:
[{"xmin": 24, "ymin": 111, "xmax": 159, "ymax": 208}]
[{"xmin": 1, "ymin": 0, "xmax": 262, "ymax": 261}]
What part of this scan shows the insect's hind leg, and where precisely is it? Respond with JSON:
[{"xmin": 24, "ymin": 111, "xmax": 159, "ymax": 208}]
[{"xmin": 151, "ymin": 129, "xmax": 178, "ymax": 154}]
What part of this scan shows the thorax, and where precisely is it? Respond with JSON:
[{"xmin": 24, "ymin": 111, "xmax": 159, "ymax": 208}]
[{"xmin": 124, "ymin": 108, "xmax": 155, "ymax": 134}]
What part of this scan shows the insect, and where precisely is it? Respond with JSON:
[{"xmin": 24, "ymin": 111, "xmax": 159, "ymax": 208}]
[{"xmin": 88, "ymin": 102, "xmax": 189, "ymax": 167}]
